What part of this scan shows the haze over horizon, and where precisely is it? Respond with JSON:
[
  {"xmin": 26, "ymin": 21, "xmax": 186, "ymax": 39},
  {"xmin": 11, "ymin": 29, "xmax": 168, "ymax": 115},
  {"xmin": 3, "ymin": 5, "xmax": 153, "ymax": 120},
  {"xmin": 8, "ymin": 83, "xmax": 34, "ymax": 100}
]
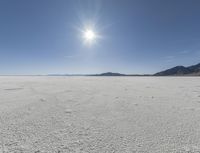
[{"xmin": 0, "ymin": 0, "xmax": 200, "ymax": 75}]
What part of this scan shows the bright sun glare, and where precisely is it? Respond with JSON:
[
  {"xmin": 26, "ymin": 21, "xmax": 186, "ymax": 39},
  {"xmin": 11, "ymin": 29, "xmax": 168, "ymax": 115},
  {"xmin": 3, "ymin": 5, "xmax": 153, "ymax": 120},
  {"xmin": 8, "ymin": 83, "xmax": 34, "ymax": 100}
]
[{"xmin": 83, "ymin": 29, "xmax": 96, "ymax": 42}]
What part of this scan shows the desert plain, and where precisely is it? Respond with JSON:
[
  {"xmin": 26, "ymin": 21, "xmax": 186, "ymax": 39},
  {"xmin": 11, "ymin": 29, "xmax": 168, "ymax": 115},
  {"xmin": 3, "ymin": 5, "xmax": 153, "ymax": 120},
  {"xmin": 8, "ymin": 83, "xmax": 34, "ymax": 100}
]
[{"xmin": 0, "ymin": 76, "xmax": 200, "ymax": 153}]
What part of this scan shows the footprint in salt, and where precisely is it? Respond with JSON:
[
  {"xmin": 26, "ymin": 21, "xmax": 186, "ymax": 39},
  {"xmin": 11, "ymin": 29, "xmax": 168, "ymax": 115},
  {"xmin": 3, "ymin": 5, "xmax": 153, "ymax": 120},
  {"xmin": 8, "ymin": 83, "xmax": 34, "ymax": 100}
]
[
  {"xmin": 40, "ymin": 98, "xmax": 46, "ymax": 102},
  {"xmin": 134, "ymin": 103, "xmax": 138, "ymax": 106},
  {"xmin": 65, "ymin": 109, "xmax": 73, "ymax": 114}
]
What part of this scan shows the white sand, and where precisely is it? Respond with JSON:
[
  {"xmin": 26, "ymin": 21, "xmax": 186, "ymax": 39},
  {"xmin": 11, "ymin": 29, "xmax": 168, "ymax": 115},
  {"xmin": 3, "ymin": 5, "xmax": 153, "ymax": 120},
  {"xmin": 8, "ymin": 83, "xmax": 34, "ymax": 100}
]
[{"xmin": 1, "ymin": 76, "xmax": 200, "ymax": 153}]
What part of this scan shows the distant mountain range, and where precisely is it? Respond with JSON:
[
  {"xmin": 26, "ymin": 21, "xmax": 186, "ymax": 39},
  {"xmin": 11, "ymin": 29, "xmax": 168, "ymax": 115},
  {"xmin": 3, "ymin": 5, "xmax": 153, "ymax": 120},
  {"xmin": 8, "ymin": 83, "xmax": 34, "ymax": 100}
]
[
  {"xmin": 88, "ymin": 72, "xmax": 151, "ymax": 76},
  {"xmin": 154, "ymin": 63, "xmax": 200, "ymax": 76},
  {"xmin": 89, "ymin": 72, "xmax": 126, "ymax": 76},
  {"xmin": 96, "ymin": 64, "xmax": 200, "ymax": 76},
  {"xmin": 47, "ymin": 63, "xmax": 200, "ymax": 76},
  {"xmin": 48, "ymin": 72, "xmax": 150, "ymax": 76}
]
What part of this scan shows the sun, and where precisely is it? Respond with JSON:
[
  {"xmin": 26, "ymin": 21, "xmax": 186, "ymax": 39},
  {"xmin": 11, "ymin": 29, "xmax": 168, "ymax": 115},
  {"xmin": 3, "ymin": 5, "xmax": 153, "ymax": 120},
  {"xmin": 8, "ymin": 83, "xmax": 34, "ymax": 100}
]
[{"xmin": 83, "ymin": 29, "xmax": 96, "ymax": 43}]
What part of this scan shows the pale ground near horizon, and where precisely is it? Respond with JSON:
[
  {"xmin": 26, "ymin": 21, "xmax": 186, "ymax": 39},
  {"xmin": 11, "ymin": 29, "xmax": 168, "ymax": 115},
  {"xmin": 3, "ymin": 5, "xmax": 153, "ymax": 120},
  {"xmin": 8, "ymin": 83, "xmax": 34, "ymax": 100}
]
[{"xmin": 1, "ymin": 76, "xmax": 200, "ymax": 153}]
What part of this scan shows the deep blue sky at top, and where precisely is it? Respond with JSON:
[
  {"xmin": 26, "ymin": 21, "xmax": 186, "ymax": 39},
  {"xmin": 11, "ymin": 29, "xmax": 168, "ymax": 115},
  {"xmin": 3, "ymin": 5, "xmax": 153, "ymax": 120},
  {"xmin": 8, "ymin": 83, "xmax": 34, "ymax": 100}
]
[{"xmin": 0, "ymin": 0, "xmax": 200, "ymax": 74}]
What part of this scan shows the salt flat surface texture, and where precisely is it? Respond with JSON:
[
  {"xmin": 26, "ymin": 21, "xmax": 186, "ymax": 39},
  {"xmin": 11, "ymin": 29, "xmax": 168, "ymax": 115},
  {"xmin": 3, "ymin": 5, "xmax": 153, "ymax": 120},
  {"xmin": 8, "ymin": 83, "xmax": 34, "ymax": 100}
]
[{"xmin": 0, "ymin": 76, "xmax": 200, "ymax": 153}]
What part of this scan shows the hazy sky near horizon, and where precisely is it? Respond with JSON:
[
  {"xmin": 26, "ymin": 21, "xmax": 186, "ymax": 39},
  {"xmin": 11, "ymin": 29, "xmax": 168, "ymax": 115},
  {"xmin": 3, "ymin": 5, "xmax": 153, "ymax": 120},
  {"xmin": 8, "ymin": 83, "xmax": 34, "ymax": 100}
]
[{"xmin": 0, "ymin": 0, "xmax": 200, "ymax": 74}]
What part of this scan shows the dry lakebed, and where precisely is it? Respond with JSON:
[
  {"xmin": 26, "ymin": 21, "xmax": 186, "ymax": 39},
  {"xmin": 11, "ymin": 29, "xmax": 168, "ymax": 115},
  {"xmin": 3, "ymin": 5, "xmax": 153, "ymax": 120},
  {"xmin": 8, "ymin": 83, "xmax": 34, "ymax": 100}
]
[{"xmin": 0, "ymin": 76, "xmax": 200, "ymax": 153}]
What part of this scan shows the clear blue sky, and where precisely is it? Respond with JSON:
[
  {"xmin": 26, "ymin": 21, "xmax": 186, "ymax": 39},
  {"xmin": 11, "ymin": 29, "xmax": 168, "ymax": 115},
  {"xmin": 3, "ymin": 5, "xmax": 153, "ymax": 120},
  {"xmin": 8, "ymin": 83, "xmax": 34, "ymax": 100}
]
[{"xmin": 0, "ymin": 0, "xmax": 200, "ymax": 75}]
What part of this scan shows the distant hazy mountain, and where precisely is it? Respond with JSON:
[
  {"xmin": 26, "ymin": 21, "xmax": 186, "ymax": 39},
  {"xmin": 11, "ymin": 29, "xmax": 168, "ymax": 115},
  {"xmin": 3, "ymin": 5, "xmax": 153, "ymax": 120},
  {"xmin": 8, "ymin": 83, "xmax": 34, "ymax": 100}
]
[
  {"xmin": 90, "ymin": 72, "xmax": 126, "ymax": 76},
  {"xmin": 89, "ymin": 72, "xmax": 152, "ymax": 76},
  {"xmin": 47, "ymin": 72, "xmax": 151, "ymax": 76},
  {"xmin": 154, "ymin": 63, "xmax": 200, "ymax": 76}
]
